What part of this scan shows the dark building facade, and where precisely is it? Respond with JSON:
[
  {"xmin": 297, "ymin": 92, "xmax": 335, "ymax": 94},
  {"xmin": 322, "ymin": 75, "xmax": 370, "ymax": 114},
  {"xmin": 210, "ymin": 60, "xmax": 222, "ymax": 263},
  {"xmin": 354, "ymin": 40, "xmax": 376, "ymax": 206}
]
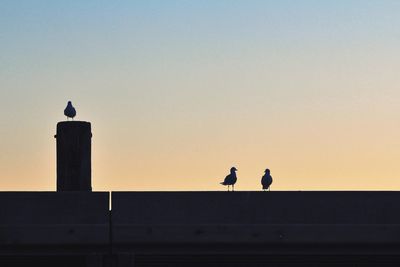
[{"xmin": 2, "ymin": 191, "xmax": 400, "ymax": 266}]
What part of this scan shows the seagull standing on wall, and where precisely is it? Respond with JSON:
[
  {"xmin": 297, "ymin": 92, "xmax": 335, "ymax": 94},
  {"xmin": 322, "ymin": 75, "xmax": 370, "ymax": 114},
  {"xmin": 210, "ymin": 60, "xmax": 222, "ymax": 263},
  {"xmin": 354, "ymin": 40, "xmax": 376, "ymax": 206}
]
[
  {"xmin": 64, "ymin": 101, "xmax": 76, "ymax": 121},
  {"xmin": 220, "ymin": 167, "xmax": 238, "ymax": 192},
  {"xmin": 261, "ymin": 169, "xmax": 273, "ymax": 191}
]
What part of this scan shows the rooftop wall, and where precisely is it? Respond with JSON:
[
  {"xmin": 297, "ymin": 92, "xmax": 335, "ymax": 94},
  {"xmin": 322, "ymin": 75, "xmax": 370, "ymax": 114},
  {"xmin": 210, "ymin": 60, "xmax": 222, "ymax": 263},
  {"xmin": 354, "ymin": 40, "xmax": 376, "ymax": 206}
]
[
  {"xmin": 0, "ymin": 192, "xmax": 109, "ymax": 248},
  {"xmin": 111, "ymin": 191, "xmax": 400, "ymax": 246},
  {"xmin": 111, "ymin": 191, "xmax": 400, "ymax": 224},
  {"xmin": 2, "ymin": 191, "xmax": 400, "ymax": 253}
]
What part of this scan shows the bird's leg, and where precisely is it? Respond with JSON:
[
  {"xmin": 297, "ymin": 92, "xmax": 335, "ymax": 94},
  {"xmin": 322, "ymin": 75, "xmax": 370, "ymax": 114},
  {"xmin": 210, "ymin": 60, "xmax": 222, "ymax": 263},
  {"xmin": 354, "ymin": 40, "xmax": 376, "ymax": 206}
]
[
  {"xmin": 232, "ymin": 185, "xmax": 234, "ymax": 192},
  {"xmin": 228, "ymin": 185, "xmax": 230, "ymax": 192}
]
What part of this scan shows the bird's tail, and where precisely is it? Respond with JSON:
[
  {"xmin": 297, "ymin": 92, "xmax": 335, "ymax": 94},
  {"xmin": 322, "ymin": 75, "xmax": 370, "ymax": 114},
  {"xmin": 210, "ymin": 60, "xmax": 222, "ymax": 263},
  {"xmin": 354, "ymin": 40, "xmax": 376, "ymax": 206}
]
[{"xmin": 220, "ymin": 182, "xmax": 225, "ymax": 185}]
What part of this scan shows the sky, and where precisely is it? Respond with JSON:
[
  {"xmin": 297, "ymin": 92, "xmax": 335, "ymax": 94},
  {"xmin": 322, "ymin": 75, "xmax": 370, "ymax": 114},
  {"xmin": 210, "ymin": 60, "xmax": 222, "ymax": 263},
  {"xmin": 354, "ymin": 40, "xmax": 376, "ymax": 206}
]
[{"xmin": 1, "ymin": 1, "xmax": 400, "ymax": 191}]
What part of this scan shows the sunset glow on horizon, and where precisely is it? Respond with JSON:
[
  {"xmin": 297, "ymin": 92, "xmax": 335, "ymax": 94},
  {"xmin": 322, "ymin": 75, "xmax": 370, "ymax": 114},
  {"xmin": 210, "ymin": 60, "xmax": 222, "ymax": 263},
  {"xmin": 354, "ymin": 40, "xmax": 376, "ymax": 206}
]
[{"xmin": 1, "ymin": 1, "xmax": 400, "ymax": 191}]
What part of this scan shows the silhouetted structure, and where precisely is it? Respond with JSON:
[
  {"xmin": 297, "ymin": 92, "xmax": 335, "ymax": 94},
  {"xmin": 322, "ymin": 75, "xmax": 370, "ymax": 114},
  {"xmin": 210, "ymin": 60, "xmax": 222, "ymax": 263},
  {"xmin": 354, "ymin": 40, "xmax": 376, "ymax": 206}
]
[
  {"xmin": 0, "ymin": 192, "xmax": 108, "ymax": 267},
  {"xmin": 220, "ymin": 167, "xmax": 237, "ymax": 191},
  {"xmin": 261, "ymin": 168, "xmax": 273, "ymax": 191},
  {"xmin": 3, "ymin": 191, "xmax": 400, "ymax": 266},
  {"xmin": 55, "ymin": 121, "xmax": 92, "ymax": 191},
  {"xmin": 64, "ymin": 101, "xmax": 76, "ymax": 120}
]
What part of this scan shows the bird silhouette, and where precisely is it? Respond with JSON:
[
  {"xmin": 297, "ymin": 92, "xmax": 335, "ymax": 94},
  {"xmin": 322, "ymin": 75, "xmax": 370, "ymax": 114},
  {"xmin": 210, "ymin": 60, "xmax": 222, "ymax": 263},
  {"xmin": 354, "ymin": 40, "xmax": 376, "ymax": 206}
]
[
  {"xmin": 220, "ymin": 167, "xmax": 237, "ymax": 192},
  {"xmin": 261, "ymin": 169, "xmax": 273, "ymax": 191},
  {"xmin": 64, "ymin": 101, "xmax": 76, "ymax": 120}
]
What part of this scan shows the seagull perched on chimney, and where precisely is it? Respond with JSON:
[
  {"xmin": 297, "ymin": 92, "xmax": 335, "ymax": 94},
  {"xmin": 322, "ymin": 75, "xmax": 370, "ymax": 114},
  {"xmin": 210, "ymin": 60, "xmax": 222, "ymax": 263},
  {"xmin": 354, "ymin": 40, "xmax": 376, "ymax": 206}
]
[
  {"xmin": 261, "ymin": 168, "xmax": 273, "ymax": 191},
  {"xmin": 220, "ymin": 167, "xmax": 237, "ymax": 192},
  {"xmin": 64, "ymin": 101, "xmax": 76, "ymax": 120}
]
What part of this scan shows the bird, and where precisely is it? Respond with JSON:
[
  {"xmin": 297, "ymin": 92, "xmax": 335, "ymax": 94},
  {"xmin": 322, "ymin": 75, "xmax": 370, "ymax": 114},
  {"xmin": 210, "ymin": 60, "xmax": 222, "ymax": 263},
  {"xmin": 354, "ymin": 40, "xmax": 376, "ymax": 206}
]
[
  {"xmin": 64, "ymin": 101, "xmax": 76, "ymax": 120},
  {"xmin": 261, "ymin": 168, "xmax": 273, "ymax": 191},
  {"xmin": 220, "ymin": 167, "xmax": 237, "ymax": 192}
]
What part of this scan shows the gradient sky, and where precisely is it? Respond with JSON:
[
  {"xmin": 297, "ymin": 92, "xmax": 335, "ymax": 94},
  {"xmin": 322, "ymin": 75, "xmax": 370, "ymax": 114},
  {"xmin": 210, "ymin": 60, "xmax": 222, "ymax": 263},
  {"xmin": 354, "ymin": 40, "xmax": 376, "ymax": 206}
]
[{"xmin": 1, "ymin": 1, "xmax": 400, "ymax": 191}]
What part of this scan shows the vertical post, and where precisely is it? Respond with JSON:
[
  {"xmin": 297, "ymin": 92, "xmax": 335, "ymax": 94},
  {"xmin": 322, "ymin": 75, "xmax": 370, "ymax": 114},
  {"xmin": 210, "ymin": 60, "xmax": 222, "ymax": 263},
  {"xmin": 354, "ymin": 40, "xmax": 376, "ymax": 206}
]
[{"xmin": 55, "ymin": 121, "xmax": 92, "ymax": 191}]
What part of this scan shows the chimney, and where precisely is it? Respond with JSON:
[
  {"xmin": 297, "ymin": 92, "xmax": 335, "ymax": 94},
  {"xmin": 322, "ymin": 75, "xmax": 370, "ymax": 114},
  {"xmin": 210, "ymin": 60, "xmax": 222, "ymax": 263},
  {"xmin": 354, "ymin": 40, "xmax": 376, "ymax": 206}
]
[{"xmin": 55, "ymin": 121, "xmax": 92, "ymax": 191}]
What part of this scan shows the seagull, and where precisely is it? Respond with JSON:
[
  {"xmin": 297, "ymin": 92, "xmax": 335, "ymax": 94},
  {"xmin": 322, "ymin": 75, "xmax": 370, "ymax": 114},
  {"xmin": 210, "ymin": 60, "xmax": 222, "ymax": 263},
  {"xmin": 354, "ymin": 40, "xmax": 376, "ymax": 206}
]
[
  {"xmin": 64, "ymin": 101, "xmax": 76, "ymax": 120},
  {"xmin": 220, "ymin": 167, "xmax": 237, "ymax": 192},
  {"xmin": 261, "ymin": 168, "xmax": 273, "ymax": 191}
]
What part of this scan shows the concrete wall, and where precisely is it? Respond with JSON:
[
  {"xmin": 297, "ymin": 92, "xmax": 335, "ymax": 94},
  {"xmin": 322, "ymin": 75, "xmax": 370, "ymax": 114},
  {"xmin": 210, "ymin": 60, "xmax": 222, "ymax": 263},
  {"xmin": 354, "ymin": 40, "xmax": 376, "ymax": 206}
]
[
  {"xmin": 111, "ymin": 191, "xmax": 400, "ymax": 224},
  {"xmin": 111, "ymin": 191, "xmax": 400, "ymax": 246},
  {"xmin": 0, "ymin": 192, "xmax": 109, "ymax": 248},
  {"xmin": 3, "ymin": 191, "xmax": 400, "ymax": 266}
]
